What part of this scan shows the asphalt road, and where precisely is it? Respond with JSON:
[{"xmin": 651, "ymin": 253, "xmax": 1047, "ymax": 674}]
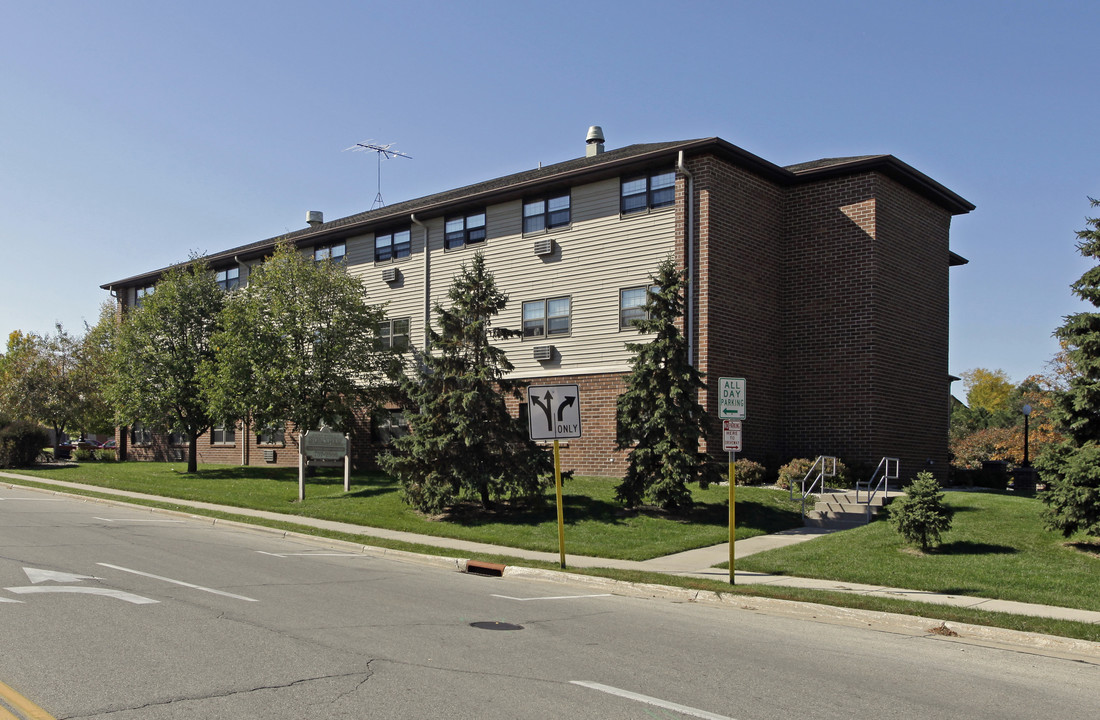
[{"xmin": 1, "ymin": 485, "xmax": 1097, "ymax": 719}]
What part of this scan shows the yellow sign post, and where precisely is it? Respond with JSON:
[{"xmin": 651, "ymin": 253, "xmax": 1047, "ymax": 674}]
[
  {"xmin": 554, "ymin": 439, "xmax": 566, "ymax": 568},
  {"xmin": 729, "ymin": 451, "xmax": 736, "ymax": 584},
  {"xmin": 526, "ymin": 384, "xmax": 581, "ymax": 570}
]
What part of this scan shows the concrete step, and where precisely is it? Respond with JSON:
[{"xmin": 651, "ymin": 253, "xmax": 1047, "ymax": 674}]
[{"xmin": 803, "ymin": 490, "xmax": 904, "ymax": 530}]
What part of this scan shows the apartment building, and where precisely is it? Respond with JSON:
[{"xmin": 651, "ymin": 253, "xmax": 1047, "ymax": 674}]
[{"xmin": 104, "ymin": 128, "xmax": 973, "ymax": 480}]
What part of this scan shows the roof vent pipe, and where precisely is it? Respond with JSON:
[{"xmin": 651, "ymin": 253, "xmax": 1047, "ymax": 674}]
[
  {"xmin": 307, "ymin": 210, "xmax": 324, "ymax": 228},
  {"xmin": 585, "ymin": 126, "xmax": 605, "ymax": 157}
]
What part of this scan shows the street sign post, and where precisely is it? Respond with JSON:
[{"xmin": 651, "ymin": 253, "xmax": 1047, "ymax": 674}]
[
  {"xmin": 527, "ymin": 385, "xmax": 581, "ymax": 568},
  {"xmin": 718, "ymin": 380, "xmax": 746, "ymax": 584},
  {"xmin": 718, "ymin": 377, "xmax": 746, "ymax": 420}
]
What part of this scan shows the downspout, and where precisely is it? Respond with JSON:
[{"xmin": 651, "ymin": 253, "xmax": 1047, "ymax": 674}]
[
  {"xmin": 410, "ymin": 213, "xmax": 430, "ymax": 350},
  {"xmin": 676, "ymin": 151, "xmax": 695, "ymax": 366}
]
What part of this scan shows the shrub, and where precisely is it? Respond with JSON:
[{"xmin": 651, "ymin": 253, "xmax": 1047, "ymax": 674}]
[
  {"xmin": 888, "ymin": 471, "xmax": 955, "ymax": 551},
  {"xmin": 734, "ymin": 459, "xmax": 767, "ymax": 486},
  {"xmin": 0, "ymin": 420, "xmax": 49, "ymax": 468},
  {"xmin": 94, "ymin": 448, "xmax": 118, "ymax": 462},
  {"xmin": 777, "ymin": 457, "xmax": 851, "ymax": 490},
  {"xmin": 73, "ymin": 448, "xmax": 98, "ymax": 462}
]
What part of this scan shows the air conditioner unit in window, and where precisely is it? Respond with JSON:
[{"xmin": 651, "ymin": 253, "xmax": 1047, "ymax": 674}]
[
  {"xmin": 533, "ymin": 345, "xmax": 554, "ymax": 361},
  {"xmin": 533, "ymin": 238, "xmax": 554, "ymax": 256},
  {"xmin": 263, "ymin": 449, "xmax": 276, "ymax": 463},
  {"xmin": 381, "ymin": 267, "xmax": 398, "ymax": 283}
]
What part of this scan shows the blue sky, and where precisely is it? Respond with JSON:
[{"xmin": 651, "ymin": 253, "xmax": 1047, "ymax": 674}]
[{"xmin": 2, "ymin": 1, "xmax": 1097, "ymax": 386}]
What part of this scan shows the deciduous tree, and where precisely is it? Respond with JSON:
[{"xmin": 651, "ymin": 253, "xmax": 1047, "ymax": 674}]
[{"xmin": 109, "ymin": 256, "xmax": 224, "ymax": 473}]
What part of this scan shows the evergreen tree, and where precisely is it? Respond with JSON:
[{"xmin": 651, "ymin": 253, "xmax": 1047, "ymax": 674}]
[
  {"xmin": 615, "ymin": 256, "xmax": 717, "ymax": 511},
  {"xmin": 1038, "ymin": 198, "xmax": 1100, "ymax": 536},
  {"xmin": 381, "ymin": 253, "xmax": 552, "ymax": 513},
  {"xmin": 888, "ymin": 471, "xmax": 954, "ymax": 551}
]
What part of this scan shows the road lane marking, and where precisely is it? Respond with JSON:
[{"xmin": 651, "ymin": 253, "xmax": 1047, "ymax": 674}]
[
  {"xmin": 570, "ymin": 681, "xmax": 735, "ymax": 720},
  {"xmin": 97, "ymin": 563, "xmax": 258, "ymax": 602},
  {"xmin": 492, "ymin": 594, "xmax": 612, "ymax": 601},
  {"xmin": 93, "ymin": 517, "xmax": 185, "ymax": 523},
  {"xmin": 0, "ymin": 597, "xmax": 23, "ymax": 604},
  {"xmin": 256, "ymin": 551, "xmax": 370, "ymax": 558},
  {"xmin": 23, "ymin": 568, "xmax": 101, "ymax": 584},
  {"xmin": 0, "ymin": 679, "xmax": 57, "ymax": 719},
  {"xmin": 0, "ymin": 497, "xmax": 67, "ymax": 502},
  {"xmin": 5, "ymin": 587, "xmax": 157, "ymax": 605}
]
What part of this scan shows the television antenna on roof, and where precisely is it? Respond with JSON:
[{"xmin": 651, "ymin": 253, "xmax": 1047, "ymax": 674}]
[{"xmin": 345, "ymin": 141, "xmax": 413, "ymax": 210}]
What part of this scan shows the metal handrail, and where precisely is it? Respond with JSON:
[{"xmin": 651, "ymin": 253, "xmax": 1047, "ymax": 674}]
[
  {"xmin": 856, "ymin": 456, "xmax": 899, "ymax": 519},
  {"xmin": 791, "ymin": 455, "xmax": 836, "ymax": 516}
]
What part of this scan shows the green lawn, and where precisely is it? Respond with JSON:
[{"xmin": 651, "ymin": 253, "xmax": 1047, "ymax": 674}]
[
  {"xmin": 736, "ymin": 490, "xmax": 1100, "ymax": 612},
  {"xmin": 9, "ymin": 462, "xmax": 802, "ymax": 561}
]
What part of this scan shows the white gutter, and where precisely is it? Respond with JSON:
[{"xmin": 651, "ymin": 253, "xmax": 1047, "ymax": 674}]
[
  {"xmin": 676, "ymin": 151, "xmax": 695, "ymax": 366},
  {"xmin": 410, "ymin": 213, "xmax": 430, "ymax": 349}
]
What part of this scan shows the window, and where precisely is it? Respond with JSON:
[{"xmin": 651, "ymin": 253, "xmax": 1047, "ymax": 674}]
[
  {"xmin": 523, "ymin": 193, "xmax": 571, "ymax": 233},
  {"xmin": 444, "ymin": 211, "xmax": 486, "ymax": 249},
  {"xmin": 135, "ymin": 285, "xmax": 154, "ymax": 308},
  {"xmin": 522, "ymin": 297, "xmax": 571, "ymax": 338},
  {"xmin": 620, "ymin": 285, "xmax": 659, "ymax": 329},
  {"xmin": 378, "ymin": 318, "xmax": 411, "ymax": 351},
  {"xmin": 169, "ymin": 431, "xmax": 188, "ymax": 446},
  {"xmin": 375, "ymin": 228, "xmax": 411, "ymax": 262},
  {"xmin": 211, "ymin": 424, "xmax": 236, "ymax": 445},
  {"xmin": 257, "ymin": 425, "xmax": 285, "ymax": 446},
  {"xmin": 373, "ymin": 410, "xmax": 409, "ymax": 445},
  {"xmin": 215, "ymin": 267, "xmax": 240, "ymax": 291},
  {"xmin": 131, "ymin": 423, "xmax": 152, "ymax": 446},
  {"xmin": 621, "ymin": 171, "xmax": 676, "ymax": 214},
  {"xmin": 314, "ymin": 242, "xmax": 346, "ymax": 263}
]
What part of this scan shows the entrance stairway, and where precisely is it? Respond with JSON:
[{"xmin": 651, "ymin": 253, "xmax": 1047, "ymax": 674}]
[{"xmin": 803, "ymin": 489, "xmax": 904, "ymax": 530}]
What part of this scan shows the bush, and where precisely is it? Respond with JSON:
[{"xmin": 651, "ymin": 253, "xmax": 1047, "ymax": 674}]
[
  {"xmin": 734, "ymin": 459, "xmax": 767, "ymax": 486},
  {"xmin": 777, "ymin": 457, "xmax": 851, "ymax": 490},
  {"xmin": 0, "ymin": 420, "xmax": 49, "ymax": 468},
  {"xmin": 94, "ymin": 448, "xmax": 118, "ymax": 462},
  {"xmin": 888, "ymin": 471, "xmax": 955, "ymax": 550},
  {"xmin": 73, "ymin": 448, "xmax": 98, "ymax": 462}
]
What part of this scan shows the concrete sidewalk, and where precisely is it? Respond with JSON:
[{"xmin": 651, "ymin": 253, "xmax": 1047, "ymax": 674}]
[{"xmin": 4, "ymin": 471, "xmax": 1100, "ymax": 628}]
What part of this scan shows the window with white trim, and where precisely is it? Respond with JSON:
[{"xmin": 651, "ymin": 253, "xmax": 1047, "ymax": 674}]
[
  {"xmin": 314, "ymin": 242, "xmax": 346, "ymax": 263},
  {"xmin": 379, "ymin": 317, "xmax": 411, "ymax": 351},
  {"xmin": 131, "ymin": 422, "xmax": 153, "ymax": 446},
  {"xmin": 444, "ymin": 211, "xmax": 486, "ymax": 249},
  {"xmin": 375, "ymin": 228, "xmax": 411, "ymax": 262},
  {"xmin": 215, "ymin": 267, "xmax": 240, "ymax": 291},
  {"xmin": 135, "ymin": 285, "xmax": 154, "ymax": 308},
  {"xmin": 211, "ymin": 424, "xmax": 236, "ymax": 445},
  {"xmin": 257, "ymin": 425, "xmax": 285, "ymax": 446},
  {"xmin": 523, "ymin": 193, "xmax": 571, "ymax": 233},
  {"xmin": 169, "ymin": 431, "xmax": 188, "ymax": 446},
  {"xmin": 619, "ymin": 285, "xmax": 659, "ymax": 329},
  {"xmin": 522, "ymin": 297, "xmax": 571, "ymax": 338},
  {"xmin": 621, "ymin": 171, "xmax": 676, "ymax": 214},
  {"xmin": 373, "ymin": 410, "xmax": 409, "ymax": 445}
]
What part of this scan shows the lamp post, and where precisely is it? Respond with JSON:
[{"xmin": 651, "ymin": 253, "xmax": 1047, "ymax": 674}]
[{"xmin": 1022, "ymin": 403, "xmax": 1033, "ymax": 467}]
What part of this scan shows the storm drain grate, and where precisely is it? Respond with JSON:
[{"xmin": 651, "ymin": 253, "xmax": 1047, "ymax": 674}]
[{"xmin": 469, "ymin": 621, "xmax": 523, "ymax": 631}]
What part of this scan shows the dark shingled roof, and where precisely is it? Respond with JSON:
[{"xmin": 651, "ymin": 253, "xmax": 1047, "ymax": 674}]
[{"xmin": 103, "ymin": 137, "xmax": 972, "ymax": 289}]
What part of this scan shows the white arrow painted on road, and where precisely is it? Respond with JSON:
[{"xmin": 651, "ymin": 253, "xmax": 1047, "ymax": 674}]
[
  {"xmin": 0, "ymin": 596, "xmax": 23, "ymax": 603},
  {"xmin": 492, "ymin": 594, "xmax": 612, "ymax": 601},
  {"xmin": 24, "ymin": 567, "xmax": 102, "ymax": 584},
  {"xmin": 5, "ymin": 586, "xmax": 157, "ymax": 604}
]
